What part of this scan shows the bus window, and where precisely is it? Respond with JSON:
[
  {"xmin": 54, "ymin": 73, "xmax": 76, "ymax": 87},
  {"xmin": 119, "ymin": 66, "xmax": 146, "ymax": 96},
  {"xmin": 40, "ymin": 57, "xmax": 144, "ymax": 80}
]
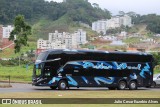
[
  {"xmin": 37, "ymin": 52, "xmax": 48, "ymax": 61},
  {"xmin": 33, "ymin": 64, "xmax": 42, "ymax": 77}
]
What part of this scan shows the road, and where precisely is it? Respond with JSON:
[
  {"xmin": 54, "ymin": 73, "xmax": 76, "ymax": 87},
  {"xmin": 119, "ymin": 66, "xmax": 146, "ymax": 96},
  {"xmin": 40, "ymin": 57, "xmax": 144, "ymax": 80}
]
[{"xmin": 0, "ymin": 83, "xmax": 160, "ymax": 93}]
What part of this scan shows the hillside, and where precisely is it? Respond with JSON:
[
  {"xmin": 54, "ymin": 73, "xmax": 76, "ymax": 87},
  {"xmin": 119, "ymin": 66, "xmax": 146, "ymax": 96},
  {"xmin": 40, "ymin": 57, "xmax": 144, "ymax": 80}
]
[
  {"xmin": 0, "ymin": 0, "xmax": 111, "ymax": 57},
  {"xmin": 0, "ymin": 0, "xmax": 111, "ymax": 25},
  {"xmin": 1, "ymin": 0, "xmax": 160, "ymax": 58},
  {"xmin": 0, "ymin": 0, "xmax": 111, "ymax": 40}
]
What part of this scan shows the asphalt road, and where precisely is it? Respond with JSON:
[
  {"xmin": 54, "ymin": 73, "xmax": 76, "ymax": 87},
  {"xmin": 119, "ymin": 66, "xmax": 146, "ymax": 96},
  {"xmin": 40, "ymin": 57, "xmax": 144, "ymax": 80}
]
[{"xmin": 0, "ymin": 83, "xmax": 160, "ymax": 93}]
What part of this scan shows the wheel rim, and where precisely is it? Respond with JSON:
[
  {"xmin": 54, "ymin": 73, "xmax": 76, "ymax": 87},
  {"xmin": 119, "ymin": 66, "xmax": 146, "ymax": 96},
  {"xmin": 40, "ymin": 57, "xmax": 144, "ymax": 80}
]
[
  {"xmin": 60, "ymin": 82, "xmax": 66, "ymax": 89},
  {"xmin": 120, "ymin": 82, "xmax": 126, "ymax": 89},
  {"xmin": 131, "ymin": 83, "xmax": 136, "ymax": 88}
]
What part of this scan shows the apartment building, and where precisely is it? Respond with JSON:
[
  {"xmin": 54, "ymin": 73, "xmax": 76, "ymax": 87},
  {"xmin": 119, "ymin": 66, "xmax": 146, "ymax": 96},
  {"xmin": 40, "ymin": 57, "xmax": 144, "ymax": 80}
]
[
  {"xmin": 92, "ymin": 20, "xmax": 108, "ymax": 35},
  {"xmin": 92, "ymin": 15, "xmax": 132, "ymax": 34},
  {"xmin": 37, "ymin": 29, "xmax": 87, "ymax": 50}
]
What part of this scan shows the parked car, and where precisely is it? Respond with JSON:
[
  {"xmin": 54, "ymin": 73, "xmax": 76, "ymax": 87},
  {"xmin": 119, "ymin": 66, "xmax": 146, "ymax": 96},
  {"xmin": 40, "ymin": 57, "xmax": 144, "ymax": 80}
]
[{"xmin": 152, "ymin": 73, "xmax": 160, "ymax": 87}]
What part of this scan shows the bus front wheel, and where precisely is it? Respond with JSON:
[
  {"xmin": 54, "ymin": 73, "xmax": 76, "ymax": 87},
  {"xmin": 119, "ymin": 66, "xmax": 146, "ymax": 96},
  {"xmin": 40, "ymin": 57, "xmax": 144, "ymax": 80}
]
[
  {"xmin": 58, "ymin": 80, "xmax": 67, "ymax": 90},
  {"xmin": 129, "ymin": 81, "xmax": 137, "ymax": 90}
]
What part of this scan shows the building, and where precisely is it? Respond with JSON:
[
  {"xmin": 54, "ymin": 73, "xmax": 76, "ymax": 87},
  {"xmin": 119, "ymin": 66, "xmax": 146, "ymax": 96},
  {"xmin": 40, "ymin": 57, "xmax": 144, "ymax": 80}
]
[
  {"xmin": 106, "ymin": 16, "xmax": 120, "ymax": 28},
  {"xmin": 2, "ymin": 25, "xmax": 14, "ymax": 38},
  {"xmin": 37, "ymin": 39, "xmax": 49, "ymax": 49},
  {"xmin": 65, "ymin": 34, "xmax": 77, "ymax": 49},
  {"xmin": 37, "ymin": 29, "xmax": 87, "ymax": 50},
  {"xmin": 120, "ymin": 15, "xmax": 132, "ymax": 27},
  {"xmin": 0, "ymin": 25, "xmax": 2, "ymax": 39},
  {"xmin": 92, "ymin": 15, "xmax": 132, "ymax": 34},
  {"xmin": 74, "ymin": 29, "xmax": 87, "ymax": 45},
  {"xmin": 0, "ymin": 25, "xmax": 14, "ymax": 49},
  {"xmin": 92, "ymin": 20, "xmax": 108, "ymax": 35},
  {"xmin": 0, "ymin": 25, "xmax": 3, "ymax": 48}
]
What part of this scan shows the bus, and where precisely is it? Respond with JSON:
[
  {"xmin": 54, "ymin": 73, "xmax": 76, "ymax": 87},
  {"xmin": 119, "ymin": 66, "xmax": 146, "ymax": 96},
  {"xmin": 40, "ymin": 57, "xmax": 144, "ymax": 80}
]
[{"xmin": 32, "ymin": 49, "xmax": 154, "ymax": 90}]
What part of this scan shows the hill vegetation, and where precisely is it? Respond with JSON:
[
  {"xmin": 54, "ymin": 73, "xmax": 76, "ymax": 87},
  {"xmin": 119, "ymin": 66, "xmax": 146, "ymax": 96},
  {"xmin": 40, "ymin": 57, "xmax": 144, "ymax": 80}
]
[{"xmin": 0, "ymin": 0, "xmax": 111, "ymax": 25}]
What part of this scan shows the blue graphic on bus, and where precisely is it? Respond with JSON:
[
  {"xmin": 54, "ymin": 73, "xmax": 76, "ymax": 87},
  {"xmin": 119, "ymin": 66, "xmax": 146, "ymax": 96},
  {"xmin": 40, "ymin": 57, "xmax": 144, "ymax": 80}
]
[
  {"xmin": 82, "ymin": 76, "xmax": 88, "ymax": 84},
  {"xmin": 48, "ymin": 77, "xmax": 61, "ymax": 84},
  {"xmin": 140, "ymin": 63, "xmax": 151, "ymax": 78},
  {"xmin": 67, "ymin": 76, "xmax": 78, "ymax": 86},
  {"xmin": 94, "ymin": 77, "xmax": 114, "ymax": 85}
]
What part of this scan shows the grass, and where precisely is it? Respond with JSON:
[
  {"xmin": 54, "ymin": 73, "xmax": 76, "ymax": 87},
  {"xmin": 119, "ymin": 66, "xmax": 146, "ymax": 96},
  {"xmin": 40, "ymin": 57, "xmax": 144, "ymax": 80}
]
[
  {"xmin": 123, "ymin": 37, "xmax": 141, "ymax": 44},
  {"xmin": 0, "ymin": 41, "xmax": 36, "ymax": 58},
  {"xmin": 0, "ymin": 91, "xmax": 159, "ymax": 107},
  {"xmin": 0, "ymin": 65, "xmax": 33, "ymax": 82},
  {"xmin": 0, "ymin": 90, "xmax": 160, "ymax": 98}
]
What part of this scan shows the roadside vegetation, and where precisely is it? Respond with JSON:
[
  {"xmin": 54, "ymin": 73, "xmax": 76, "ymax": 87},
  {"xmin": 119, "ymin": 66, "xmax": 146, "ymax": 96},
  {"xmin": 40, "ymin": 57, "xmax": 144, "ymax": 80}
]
[{"xmin": 0, "ymin": 65, "xmax": 33, "ymax": 82}]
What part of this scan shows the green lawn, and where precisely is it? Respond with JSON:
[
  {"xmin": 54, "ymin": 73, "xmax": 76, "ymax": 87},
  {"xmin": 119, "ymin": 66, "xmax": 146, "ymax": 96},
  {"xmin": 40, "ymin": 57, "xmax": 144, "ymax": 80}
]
[
  {"xmin": 0, "ymin": 41, "xmax": 36, "ymax": 58},
  {"xmin": 0, "ymin": 91, "xmax": 160, "ymax": 107},
  {"xmin": 123, "ymin": 37, "xmax": 141, "ymax": 44},
  {"xmin": 0, "ymin": 65, "xmax": 33, "ymax": 82}
]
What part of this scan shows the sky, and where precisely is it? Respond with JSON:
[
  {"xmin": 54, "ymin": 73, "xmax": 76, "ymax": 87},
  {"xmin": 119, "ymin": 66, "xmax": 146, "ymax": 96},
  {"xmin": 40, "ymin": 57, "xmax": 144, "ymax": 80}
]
[{"xmin": 45, "ymin": 0, "xmax": 160, "ymax": 15}]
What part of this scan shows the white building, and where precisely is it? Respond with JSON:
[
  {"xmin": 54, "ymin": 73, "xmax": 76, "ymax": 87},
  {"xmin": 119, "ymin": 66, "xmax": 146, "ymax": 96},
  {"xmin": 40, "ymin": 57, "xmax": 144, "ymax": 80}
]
[
  {"xmin": 48, "ymin": 30, "xmax": 65, "ymax": 44},
  {"xmin": 2, "ymin": 25, "xmax": 14, "ymax": 38},
  {"xmin": 37, "ymin": 39, "xmax": 49, "ymax": 49},
  {"xmin": 106, "ymin": 16, "xmax": 120, "ymax": 28},
  {"xmin": 74, "ymin": 29, "xmax": 87, "ymax": 45},
  {"xmin": 92, "ymin": 20, "xmax": 108, "ymax": 35},
  {"xmin": 37, "ymin": 29, "xmax": 87, "ymax": 50},
  {"xmin": 120, "ymin": 15, "xmax": 132, "ymax": 27},
  {"xmin": 65, "ymin": 34, "xmax": 77, "ymax": 49},
  {"xmin": 92, "ymin": 15, "xmax": 132, "ymax": 34}
]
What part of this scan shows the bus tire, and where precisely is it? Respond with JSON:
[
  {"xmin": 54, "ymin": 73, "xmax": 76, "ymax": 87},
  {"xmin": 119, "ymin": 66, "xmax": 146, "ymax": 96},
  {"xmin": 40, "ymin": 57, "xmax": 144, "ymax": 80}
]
[
  {"xmin": 118, "ymin": 81, "xmax": 126, "ymax": 90},
  {"xmin": 58, "ymin": 80, "xmax": 67, "ymax": 90},
  {"xmin": 129, "ymin": 81, "xmax": 137, "ymax": 90},
  {"xmin": 50, "ymin": 86, "xmax": 57, "ymax": 90}
]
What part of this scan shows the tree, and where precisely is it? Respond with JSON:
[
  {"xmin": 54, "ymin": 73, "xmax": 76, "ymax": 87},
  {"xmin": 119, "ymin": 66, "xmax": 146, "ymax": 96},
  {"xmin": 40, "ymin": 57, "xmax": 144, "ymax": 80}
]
[{"xmin": 9, "ymin": 15, "xmax": 31, "ymax": 53}]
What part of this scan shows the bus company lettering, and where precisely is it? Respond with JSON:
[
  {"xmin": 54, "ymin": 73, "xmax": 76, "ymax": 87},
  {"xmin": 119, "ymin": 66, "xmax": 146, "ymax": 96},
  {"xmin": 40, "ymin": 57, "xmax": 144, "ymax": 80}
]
[
  {"xmin": 82, "ymin": 61, "xmax": 141, "ymax": 70},
  {"xmin": 82, "ymin": 62, "xmax": 112, "ymax": 69},
  {"xmin": 113, "ymin": 62, "xmax": 141, "ymax": 70}
]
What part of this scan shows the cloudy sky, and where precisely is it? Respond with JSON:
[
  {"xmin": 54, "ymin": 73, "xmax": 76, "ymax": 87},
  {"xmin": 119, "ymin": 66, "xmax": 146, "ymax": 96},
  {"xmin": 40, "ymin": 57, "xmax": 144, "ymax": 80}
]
[{"xmin": 45, "ymin": 0, "xmax": 160, "ymax": 15}]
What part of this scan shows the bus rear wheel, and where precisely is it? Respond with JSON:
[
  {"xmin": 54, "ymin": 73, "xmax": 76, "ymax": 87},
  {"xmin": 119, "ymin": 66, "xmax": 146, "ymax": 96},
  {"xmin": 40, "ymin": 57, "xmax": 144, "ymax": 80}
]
[
  {"xmin": 58, "ymin": 80, "xmax": 67, "ymax": 90},
  {"xmin": 129, "ymin": 81, "xmax": 137, "ymax": 90},
  {"xmin": 118, "ymin": 81, "xmax": 126, "ymax": 90}
]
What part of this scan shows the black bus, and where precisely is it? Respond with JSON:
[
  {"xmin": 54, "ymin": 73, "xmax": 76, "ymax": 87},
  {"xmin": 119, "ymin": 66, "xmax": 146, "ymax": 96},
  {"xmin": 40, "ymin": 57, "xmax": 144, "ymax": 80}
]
[{"xmin": 32, "ymin": 49, "xmax": 154, "ymax": 90}]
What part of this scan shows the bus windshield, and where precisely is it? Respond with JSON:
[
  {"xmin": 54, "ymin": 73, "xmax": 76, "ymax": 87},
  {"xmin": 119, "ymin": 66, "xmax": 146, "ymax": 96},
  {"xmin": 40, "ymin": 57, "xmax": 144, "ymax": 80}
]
[
  {"xmin": 33, "ymin": 64, "xmax": 42, "ymax": 77},
  {"xmin": 37, "ymin": 51, "xmax": 48, "ymax": 61}
]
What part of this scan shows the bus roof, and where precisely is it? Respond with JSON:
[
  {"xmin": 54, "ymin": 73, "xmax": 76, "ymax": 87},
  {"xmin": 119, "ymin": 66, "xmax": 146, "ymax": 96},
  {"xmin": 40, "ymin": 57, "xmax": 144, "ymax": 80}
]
[{"xmin": 42, "ymin": 49, "xmax": 152, "ymax": 56}]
